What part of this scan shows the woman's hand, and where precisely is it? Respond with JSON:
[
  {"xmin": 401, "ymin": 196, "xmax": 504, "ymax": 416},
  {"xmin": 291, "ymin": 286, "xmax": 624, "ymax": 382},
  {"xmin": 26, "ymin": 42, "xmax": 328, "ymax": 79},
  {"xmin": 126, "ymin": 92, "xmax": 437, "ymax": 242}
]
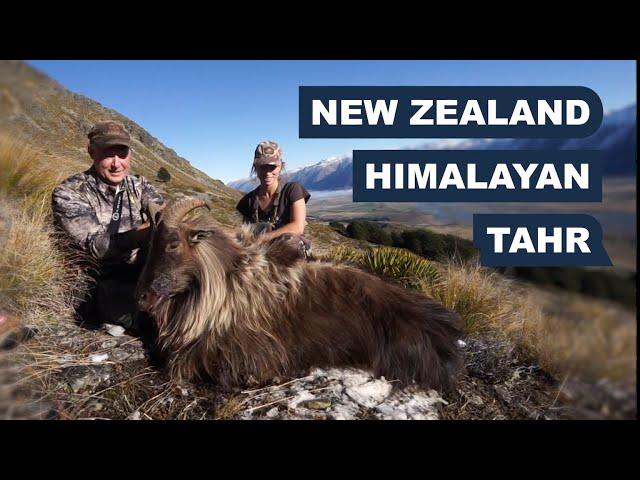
[{"xmin": 256, "ymin": 199, "xmax": 307, "ymax": 244}]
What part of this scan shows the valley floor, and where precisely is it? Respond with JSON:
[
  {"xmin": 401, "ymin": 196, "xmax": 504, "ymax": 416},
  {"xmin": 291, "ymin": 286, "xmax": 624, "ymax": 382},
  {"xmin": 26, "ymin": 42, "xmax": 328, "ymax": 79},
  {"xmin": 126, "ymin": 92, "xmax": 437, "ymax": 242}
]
[{"xmin": 307, "ymin": 176, "xmax": 637, "ymax": 273}]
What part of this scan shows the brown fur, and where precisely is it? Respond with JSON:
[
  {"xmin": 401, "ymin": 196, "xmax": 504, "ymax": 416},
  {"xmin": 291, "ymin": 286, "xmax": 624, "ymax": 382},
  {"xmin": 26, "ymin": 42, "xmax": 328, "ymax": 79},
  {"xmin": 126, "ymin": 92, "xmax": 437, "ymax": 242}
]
[{"xmin": 136, "ymin": 199, "xmax": 463, "ymax": 391}]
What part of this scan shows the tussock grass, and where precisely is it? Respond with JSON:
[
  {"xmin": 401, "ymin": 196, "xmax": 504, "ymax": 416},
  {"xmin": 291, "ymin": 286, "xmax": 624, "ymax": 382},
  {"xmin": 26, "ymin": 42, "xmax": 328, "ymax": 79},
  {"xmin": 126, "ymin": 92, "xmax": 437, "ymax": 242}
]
[
  {"xmin": 425, "ymin": 259, "xmax": 636, "ymax": 384},
  {"xmin": 0, "ymin": 137, "xmax": 76, "ymax": 211},
  {"xmin": 518, "ymin": 293, "xmax": 636, "ymax": 383},
  {"xmin": 329, "ymin": 245, "xmax": 636, "ymax": 385},
  {"xmin": 0, "ymin": 203, "xmax": 78, "ymax": 318},
  {"xmin": 0, "ymin": 138, "xmax": 94, "ymax": 418},
  {"xmin": 0, "ymin": 137, "xmax": 90, "ymax": 323},
  {"xmin": 424, "ymin": 260, "xmax": 518, "ymax": 335}
]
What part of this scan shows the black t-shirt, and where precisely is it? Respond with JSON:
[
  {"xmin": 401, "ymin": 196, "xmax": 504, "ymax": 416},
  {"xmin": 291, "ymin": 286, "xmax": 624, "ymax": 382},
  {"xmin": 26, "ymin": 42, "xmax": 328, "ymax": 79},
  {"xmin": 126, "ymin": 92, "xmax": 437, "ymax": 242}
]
[{"xmin": 236, "ymin": 181, "xmax": 311, "ymax": 228}]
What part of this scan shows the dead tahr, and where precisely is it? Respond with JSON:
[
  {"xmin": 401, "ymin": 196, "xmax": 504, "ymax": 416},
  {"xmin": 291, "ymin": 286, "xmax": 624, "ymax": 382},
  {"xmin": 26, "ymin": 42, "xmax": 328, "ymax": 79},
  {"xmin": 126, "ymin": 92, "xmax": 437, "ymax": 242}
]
[{"xmin": 135, "ymin": 198, "xmax": 463, "ymax": 391}]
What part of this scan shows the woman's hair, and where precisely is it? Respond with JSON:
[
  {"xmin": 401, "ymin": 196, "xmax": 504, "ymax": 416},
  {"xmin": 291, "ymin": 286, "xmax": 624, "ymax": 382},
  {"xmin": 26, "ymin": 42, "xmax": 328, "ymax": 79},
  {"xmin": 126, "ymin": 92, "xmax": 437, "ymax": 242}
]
[{"xmin": 250, "ymin": 161, "xmax": 287, "ymax": 180}]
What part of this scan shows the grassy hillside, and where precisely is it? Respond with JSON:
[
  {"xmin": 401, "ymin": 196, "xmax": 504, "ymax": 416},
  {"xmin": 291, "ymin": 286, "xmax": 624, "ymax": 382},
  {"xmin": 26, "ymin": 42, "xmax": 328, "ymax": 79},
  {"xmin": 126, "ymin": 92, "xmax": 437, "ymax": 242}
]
[{"xmin": 0, "ymin": 61, "xmax": 241, "ymax": 212}]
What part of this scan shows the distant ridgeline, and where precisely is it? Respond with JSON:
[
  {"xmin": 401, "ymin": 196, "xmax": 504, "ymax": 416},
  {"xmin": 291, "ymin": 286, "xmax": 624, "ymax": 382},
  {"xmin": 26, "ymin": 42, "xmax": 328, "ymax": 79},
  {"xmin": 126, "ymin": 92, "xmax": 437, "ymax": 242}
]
[
  {"xmin": 228, "ymin": 103, "xmax": 636, "ymax": 193},
  {"xmin": 330, "ymin": 220, "xmax": 635, "ymax": 309}
]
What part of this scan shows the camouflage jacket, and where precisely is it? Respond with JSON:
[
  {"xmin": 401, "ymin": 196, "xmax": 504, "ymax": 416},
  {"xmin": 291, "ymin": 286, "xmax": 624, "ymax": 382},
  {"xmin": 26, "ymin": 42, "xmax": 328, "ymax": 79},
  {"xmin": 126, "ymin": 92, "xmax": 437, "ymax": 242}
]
[{"xmin": 51, "ymin": 166, "xmax": 164, "ymax": 265}]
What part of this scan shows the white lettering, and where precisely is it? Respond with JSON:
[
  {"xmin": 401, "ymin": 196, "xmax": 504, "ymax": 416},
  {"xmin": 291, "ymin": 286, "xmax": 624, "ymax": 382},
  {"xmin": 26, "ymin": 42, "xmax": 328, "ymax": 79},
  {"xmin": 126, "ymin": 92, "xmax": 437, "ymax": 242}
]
[
  {"xmin": 312, "ymin": 99, "xmax": 336, "ymax": 125},
  {"xmin": 410, "ymin": 100, "xmax": 434, "ymax": 125},
  {"xmin": 366, "ymin": 163, "xmax": 390, "ymax": 189}
]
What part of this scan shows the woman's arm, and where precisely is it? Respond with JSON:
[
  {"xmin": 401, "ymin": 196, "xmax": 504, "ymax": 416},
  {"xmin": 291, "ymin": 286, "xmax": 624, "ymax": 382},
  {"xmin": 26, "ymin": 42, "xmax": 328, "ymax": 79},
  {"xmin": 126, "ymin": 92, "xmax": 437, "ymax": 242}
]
[{"xmin": 257, "ymin": 198, "xmax": 307, "ymax": 243}]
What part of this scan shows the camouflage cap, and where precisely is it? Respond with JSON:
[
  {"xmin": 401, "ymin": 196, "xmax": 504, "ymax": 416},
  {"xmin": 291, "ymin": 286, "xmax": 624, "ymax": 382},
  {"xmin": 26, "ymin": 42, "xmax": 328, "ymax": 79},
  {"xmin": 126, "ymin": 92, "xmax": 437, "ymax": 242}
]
[
  {"xmin": 253, "ymin": 140, "xmax": 282, "ymax": 166},
  {"xmin": 88, "ymin": 121, "xmax": 132, "ymax": 148}
]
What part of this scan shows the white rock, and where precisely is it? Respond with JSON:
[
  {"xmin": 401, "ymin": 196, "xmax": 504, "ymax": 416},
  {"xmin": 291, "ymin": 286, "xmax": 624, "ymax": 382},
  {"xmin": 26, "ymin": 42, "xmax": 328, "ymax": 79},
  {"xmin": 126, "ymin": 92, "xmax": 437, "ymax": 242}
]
[
  {"xmin": 375, "ymin": 389, "xmax": 447, "ymax": 420},
  {"xmin": 127, "ymin": 411, "xmax": 142, "ymax": 420},
  {"xmin": 329, "ymin": 402, "xmax": 361, "ymax": 420},
  {"xmin": 375, "ymin": 404, "xmax": 409, "ymax": 420},
  {"xmin": 345, "ymin": 379, "xmax": 393, "ymax": 408},
  {"xmin": 100, "ymin": 340, "xmax": 118, "ymax": 349},
  {"xmin": 236, "ymin": 366, "xmax": 450, "ymax": 421},
  {"xmin": 308, "ymin": 367, "xmax": 328, "ymax": 377},
  {"xmin": 89, "ymin": 353, "xmax": 109, "ymax": 363},
  {"xmin": 287, "ymin": 390, "xmax": 316, "ymax": 409},
  {"xmin": 457, "ymin": 340, "xmax": 467, "ymax": 348},
  {"xmin": 265, "ymin": 407, "xmax": 279, "ymax": 418},
  {"xmin": 332, "ymin": 368, "xmax": 372, "ymax": 388},
  {"xmin": 105, "ymin": 324, "xmax": 125, "ymax": 337}
]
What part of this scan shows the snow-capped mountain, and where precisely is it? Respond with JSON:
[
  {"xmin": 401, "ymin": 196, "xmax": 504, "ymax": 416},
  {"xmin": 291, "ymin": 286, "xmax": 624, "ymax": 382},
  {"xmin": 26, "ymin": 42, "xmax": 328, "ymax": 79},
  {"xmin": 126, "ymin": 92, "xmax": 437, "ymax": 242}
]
[
  {"xmin": 227, "ymin": 154, "xmax": 353, "ymax": 192},
  {"xmin": 227, "ymin": 103, "xmax": 636, "ymax": 192}
]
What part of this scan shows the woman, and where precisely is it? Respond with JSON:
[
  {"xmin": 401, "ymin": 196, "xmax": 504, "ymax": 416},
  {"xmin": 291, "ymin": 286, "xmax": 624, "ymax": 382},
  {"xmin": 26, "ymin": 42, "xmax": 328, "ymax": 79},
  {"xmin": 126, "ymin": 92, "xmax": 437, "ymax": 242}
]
[{"xmin": 236, "ymin": 141, "xmax": 312, "ymax": 256}]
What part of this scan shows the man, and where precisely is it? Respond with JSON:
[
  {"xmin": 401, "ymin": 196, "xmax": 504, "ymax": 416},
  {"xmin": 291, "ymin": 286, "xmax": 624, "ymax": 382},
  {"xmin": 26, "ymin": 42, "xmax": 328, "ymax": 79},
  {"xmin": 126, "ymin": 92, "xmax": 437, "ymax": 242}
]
[{"xmin": 52, "ymin": 121, "xmax": 164, "ymax": 331}]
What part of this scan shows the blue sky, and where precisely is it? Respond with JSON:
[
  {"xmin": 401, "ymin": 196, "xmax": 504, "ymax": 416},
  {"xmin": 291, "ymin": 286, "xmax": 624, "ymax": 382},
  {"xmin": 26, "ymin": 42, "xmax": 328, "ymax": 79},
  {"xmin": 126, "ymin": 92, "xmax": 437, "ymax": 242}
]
[{"xmin": 28, "ymin": 60, "xmax": 636, "ymax": 183}]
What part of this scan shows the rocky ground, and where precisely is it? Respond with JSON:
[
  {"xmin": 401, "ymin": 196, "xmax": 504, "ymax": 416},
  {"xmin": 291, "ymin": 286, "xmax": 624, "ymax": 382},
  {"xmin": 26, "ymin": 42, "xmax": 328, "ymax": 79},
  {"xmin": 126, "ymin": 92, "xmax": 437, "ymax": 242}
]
[{"xmin": 1, "ymin": 316, "xmax": 635, "ymax": 420}]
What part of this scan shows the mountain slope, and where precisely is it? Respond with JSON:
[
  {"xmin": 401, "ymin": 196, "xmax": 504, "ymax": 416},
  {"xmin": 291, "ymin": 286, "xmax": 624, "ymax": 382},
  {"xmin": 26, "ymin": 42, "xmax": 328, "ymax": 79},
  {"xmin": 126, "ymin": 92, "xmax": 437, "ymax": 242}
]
[
  {"xmin": 228, "ymin": 155, "xmax": 353, "ymax": 193},
  {"xmin": 229, "ymin": 104, "xmax": 636, "ymax": 192},
  {"xmin": 0, "ymin": 60, "xmax": 241, "ymax": 206}
]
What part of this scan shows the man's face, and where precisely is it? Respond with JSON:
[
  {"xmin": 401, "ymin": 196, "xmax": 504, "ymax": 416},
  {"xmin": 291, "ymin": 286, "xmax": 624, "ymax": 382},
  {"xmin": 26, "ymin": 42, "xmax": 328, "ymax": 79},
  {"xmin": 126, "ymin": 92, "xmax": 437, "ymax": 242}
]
[{"xmin": 89, "ymin": 144, "xmax": 132, "ymax": 185}]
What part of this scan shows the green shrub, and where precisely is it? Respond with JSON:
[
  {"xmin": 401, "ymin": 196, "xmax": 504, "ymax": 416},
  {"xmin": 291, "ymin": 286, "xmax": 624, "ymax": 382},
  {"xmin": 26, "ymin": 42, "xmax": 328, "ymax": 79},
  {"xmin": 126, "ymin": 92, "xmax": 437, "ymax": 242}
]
[
  {"xmin": 512, "ymin": 267, "xmax": 636, "ymax": 308},
  {"xmin": 327, "ymin": 245, "xmax": 364, "ymax": 265},
  {"xmin": 157, "ymin": 166, "xmax": 171, "ymax": 182},
  {"xmin": 328, "ymin": 245, "xmax": 440, "ymax": 290},
  {"xmin": 346, "ymin": 221, "xmax": 369, "ymax": 240},
  {"xmin": 368, "ymin": 226, "xmax": 393, "ymax": 246},
  {"xmin": 360, "ymin": 247, "xmax": 440, "ymax": 289},
  {"xmin": 329, "ymin": 221, "xmax": 347, "ymax": 236},
  {"xmin": 343, "ymin": 221, "xmax": 478, "ymax": 263},
  {"xmin": 397, "ymin": 228, "xmax": 476, "ymax": 262}
]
